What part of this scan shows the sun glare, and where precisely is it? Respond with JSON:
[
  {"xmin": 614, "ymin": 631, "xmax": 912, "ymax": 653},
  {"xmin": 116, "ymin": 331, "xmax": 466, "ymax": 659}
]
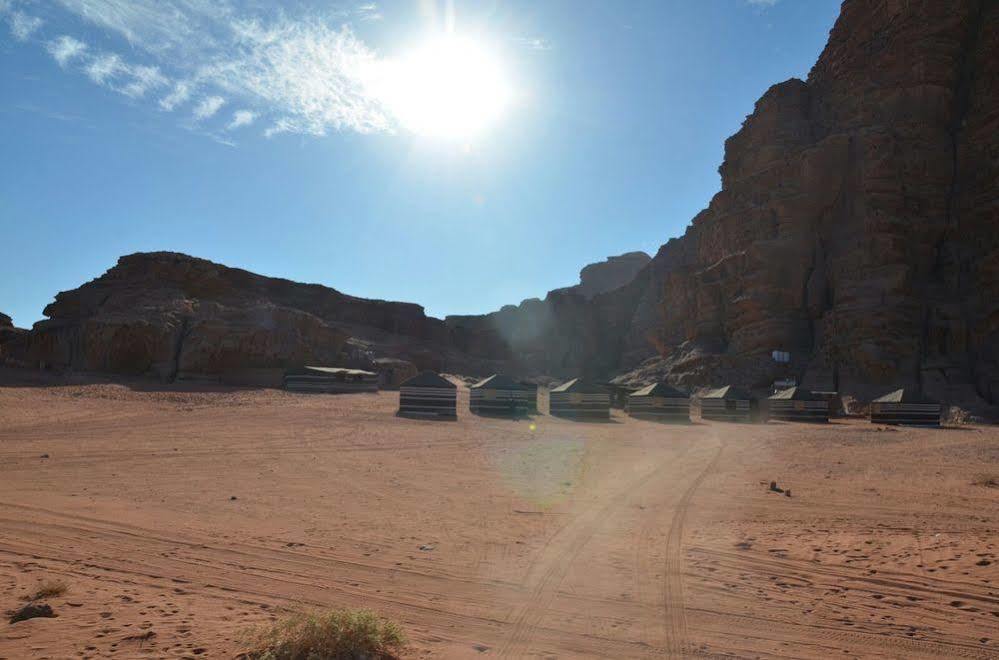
[{"xmin": 372, "ymin": 36, "xmax": 512, "ymax": 139}]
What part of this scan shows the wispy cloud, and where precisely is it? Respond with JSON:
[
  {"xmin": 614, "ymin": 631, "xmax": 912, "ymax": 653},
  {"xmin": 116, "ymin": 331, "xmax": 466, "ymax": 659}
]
[
  {"xmin": 7, "ymin": 10, "xmax": 43, "ymax": 41},
  {"xmin": 10, "ymin": 1, "xmax": 404, "ymax": 140},
  {"xmin": 226, "ymin": 109, "xmax": 255, "ymax": 129},
  {"xmin": 513, "ymin": 36, "xmax": 552, "ymax": 51},
  {"xmin": 355, "ymin": 3, "xmax": 382, "ymax": 22},
  {"xmin": 204, "ymin": 18, "xmax": 389, "ymax": 135},
  {"xmin": 46, "ymin": 35, "xmax": 87, "ymax": 67},
  {"xmin": 159, "ymin": 81, "xmax": 192, "ymax": 111},
  {"xmin": 745, "ymin": 0, "xmax": 779, "ymax": 6},
  {"xmin": 192, "ymin": 95, "xmax": 225, "ymax": 120},
  {"xmin": 120, "ymin": 64, "xmax": 167, "ymax": 98},
  {"xmin": 85, "ymin": 52, "xmax": 125, "ymax": 85}
]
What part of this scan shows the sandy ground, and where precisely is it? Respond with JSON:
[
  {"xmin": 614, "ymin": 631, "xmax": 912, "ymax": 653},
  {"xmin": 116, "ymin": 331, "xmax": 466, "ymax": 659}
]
[{"xmin": 1, "ymin": 369, "xmax": 998, "ymax": 659}]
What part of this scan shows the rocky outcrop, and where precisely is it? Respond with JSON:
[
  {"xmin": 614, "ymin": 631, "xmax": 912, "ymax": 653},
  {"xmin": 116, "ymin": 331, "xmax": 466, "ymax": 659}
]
[
  {"xmin": 0, "ymin": 312, "xmax": 26, "ymax": 355},
  {"xmin": 453, "ymin": 0, "xmax": 999, "ymax": 406},
  {"xmin": 551, "ymin": 252, "xmax": 651, "ymax": 299},
  {"xmin": 10, "ymin": 252, "xmax": 488, "ymax": 382},
  {"xmin": 635, "ymin": 0, "xmax": 999, "ymax": 403},
  {"xmin": 445, "ymin": 252, "xmax": 655, "ymax": 378}
]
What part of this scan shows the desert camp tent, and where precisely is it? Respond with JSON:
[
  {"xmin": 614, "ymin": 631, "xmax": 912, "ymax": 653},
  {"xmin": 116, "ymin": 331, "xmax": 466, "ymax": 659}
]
[
  {"xmin": 470, "ymin": 374, "xmax": 530, "ymax": 417},
  {"xmin": 605, "ymin": 382, "xmax": 640, "ymax": 409},
  {"xmin": 627, "ymin": 382, "xmax": 691, "ymax": 422},
  {"xmin": 870, "ymin": 388, "xmax": 941, "ymax": 426},
  {"xmin": 768, "ymin": 386, "xmax": 829, "ymax": 423},
  {"xmin": 699, "ymin": 385, "xmax": 760, "ymax": 423},
  {"xmin": 398, "ymin": 371, "xmax": 458, "ymax": 419},
  {"xmin": 284, "ymin": 366, "xmax": 379, "ymax": 394},
  {"xmin": 549, "ymin": 378, "xmax": 610, "ymax": 419},
  {"xmin": 519, "ymin": 381, "xmax": 539, "ymax": 413}
]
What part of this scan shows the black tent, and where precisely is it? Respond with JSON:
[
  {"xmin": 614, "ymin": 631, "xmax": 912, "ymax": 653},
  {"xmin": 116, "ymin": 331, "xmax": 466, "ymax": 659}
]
[
  {"xmin": 469, "ymin": 374, "xmax": 530, "ymax": 417},
  {"xmin": 870, "ymin": 388, "xmax": 941, "ymax": 426},
  {"xmin": 768, "ymin": 386, "xmax": 829, "ymax": 423},
  {"xmin": 284, "ymin": 366, "xmax": 379, "ymax": 394},
  {"xmin": 549, "ymin": 378, "xmax": 610, "ymax": 419},
  {"xmin": 627, "ymin": 382, "xmax": 690, "ymax": 423},
  {"xmin": 699, "ymin": 385, "xmax": 760, "ymax": 423},
  {"xmin": 398, "ymin": 371, "xmax": 457, "ymax": 420}
]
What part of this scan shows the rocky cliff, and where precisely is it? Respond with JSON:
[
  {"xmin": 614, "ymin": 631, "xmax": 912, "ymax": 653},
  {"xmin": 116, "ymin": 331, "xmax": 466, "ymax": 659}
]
[
  {"xmin": 550, "ymin": 252, "xmax": 651, "ymax": 299},
  {"xmin": 0, "ymin": 312, "xmax": 25, "ymax": 354},
  {"xmin": 8, "ymin": 252, "xmax": 502, "ymax": 382},
  {"xmin": 452, "ymin": 0, "xmax": 999, "ymax": 405}
]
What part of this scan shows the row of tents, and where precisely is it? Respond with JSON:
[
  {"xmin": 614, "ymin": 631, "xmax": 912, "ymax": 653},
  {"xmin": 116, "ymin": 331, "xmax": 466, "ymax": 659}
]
[{"xmin": 393, "ymin": 371, "xmax": 943, "ymax": 426}]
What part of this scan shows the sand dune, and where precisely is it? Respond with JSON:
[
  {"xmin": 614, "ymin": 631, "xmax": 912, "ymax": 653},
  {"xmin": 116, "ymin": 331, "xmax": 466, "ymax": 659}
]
[{"xmin": 1, "ymin": 374, "xmax": 997, "ymax": 658}]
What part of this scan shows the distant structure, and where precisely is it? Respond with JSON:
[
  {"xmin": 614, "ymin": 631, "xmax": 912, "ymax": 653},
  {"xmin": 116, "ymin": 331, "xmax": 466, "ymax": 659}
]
[
  {"xmin": 870, "ymin": 388, "xmax": 941, "ymax": 427},
  {"xmin": 549, "ymin": 378, "xmax": 610, "ymax": 419},
  {"xmin": 397, "ymin": 371, "xmax": 457, "ymax": 420},
  {"xmin": 627, "ymin": 383, "xmax": 690, "ymax": 423},
  {"xmin": 284, "ymin": 366, "xmax": 379, "ymax": 394},
  {"xmin": 519, "ymin": 381, "xmax": 539, "ymax": 413},
  {"xmin": 605, "ymin": 382, "xmax": 640, "ymax": 409},
  {"xmin": 699, "ymin": 386, "xmax": 760, "ymax": 423},
  {"xmin": 469, "ymin": 374, "xmax": 530, "ymax": 417},
  {"xmin": 767, "ymin": 386, "xmax": 829, "ymax": 423}
]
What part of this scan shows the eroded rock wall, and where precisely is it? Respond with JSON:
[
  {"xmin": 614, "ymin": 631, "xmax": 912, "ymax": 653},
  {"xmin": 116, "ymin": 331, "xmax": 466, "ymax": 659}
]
[{"xmin": 452, "ymin": 0, "xmax": 998, "ymax": 404}]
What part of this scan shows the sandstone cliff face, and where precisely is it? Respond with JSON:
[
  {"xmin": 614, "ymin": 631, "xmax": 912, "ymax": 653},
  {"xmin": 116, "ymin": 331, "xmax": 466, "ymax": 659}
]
[
  {"xmin": 640, "ymin": 0, "xmax": 999, "ymax": 402},
  {"xmin": 0, "ymin": 312, "xmax": 25, "ymax": 355},
  {"xmin": 550, "ymin": 252, "xmax": 651, "ymax": 299},
  {"xmin": 13, "ymin": 252, "xmax": 475, "ymax": 381},
  {"xmin": 451, "ymin": 0, "xmax": 999, "ymax": 404},
  {"xmin": 445, "ymin": 252, "xmax": 652, "ymax": 377}
]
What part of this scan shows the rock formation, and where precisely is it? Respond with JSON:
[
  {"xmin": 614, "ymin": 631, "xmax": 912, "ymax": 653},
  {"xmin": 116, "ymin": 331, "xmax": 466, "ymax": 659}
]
[
  {"xmin": 550, "ymin": 252, "xmax": 651, "ymax": 299},
  {"xmin": 455, "ymin": 0, "xmax": 999, "ymax": 405},
  {"xmin": 9, "ymin": 252, "xmax": 500, "ymax": 383},
  {"xmin": 0, "ymin": 312, "xmax": 25, "ymax": 355}
]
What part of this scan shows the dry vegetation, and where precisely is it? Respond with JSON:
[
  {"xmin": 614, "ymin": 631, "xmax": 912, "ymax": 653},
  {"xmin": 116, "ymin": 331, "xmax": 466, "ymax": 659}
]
[
  {"xmin": 242, "ymin": 608, "xmax": 407, "ymax": 660},
  {"xmin": 24, "ymin": 578, "xmax": 68, "ymax": 601}
]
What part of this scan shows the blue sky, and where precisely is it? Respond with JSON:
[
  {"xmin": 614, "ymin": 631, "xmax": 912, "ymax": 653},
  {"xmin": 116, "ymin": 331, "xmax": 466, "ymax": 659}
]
[{"xmin": 0, "ymin": 0, "xmax": 841, "ymax": 328}]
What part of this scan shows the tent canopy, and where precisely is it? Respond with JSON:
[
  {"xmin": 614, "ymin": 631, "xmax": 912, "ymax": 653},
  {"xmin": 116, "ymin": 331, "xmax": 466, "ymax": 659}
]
[
  {"xmin": 700, "ymin": 385, "xmax": 753, "ymax": 400},
  {"xmin": 630, "ymin": 382, "xmax": 688, "ymax": 399},
  {"xmin": 400, "ymin": 371, "xmax": 457, "ymax": 389},
  {"xmin": 471, "ymin": 374, "xmax": 528, "ymax": 390},
  {"xmin": 551, "ymin": 378, "xmax": 608, "ymax": 394}
]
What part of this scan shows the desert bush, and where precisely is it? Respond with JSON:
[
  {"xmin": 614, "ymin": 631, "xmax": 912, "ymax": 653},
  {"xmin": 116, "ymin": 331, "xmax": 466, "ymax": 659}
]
[
  {"xmin": 24, "ymin": 578, "xmax": 68, "ymax": 601},
  {"xmin": 243, "ymin": 608, "xmax": 407, "ymax": 660}
]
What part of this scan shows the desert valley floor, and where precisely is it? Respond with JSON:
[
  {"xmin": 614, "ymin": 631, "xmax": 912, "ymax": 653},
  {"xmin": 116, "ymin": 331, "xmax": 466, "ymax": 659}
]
[{"xmin": 1, "ymin": 370, "xmax": 998, "ymax": 659}]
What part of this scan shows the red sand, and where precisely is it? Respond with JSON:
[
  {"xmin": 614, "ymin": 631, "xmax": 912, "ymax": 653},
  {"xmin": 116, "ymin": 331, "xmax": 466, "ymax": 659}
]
[{"xmin": 1, "ymin": 372, "xmax": 998, "ymax": 658}]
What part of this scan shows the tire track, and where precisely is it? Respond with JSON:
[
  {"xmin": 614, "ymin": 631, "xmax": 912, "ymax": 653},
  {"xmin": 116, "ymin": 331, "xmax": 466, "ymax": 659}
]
[
  {"xmin": 660, "ymin": 441, "xmax": 723, "ymax": 657},
  {"xmin": 500, "ymin": 441, "xmax": 720, "ymax": 659}
]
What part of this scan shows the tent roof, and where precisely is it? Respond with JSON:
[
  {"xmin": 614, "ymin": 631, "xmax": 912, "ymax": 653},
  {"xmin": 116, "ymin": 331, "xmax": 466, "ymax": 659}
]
[
  {"xmin": 700, "ymin": 385, "xmax": 753, "ymax": 400},
  {"xmin": 872, "ymin": 387, "xmax": 938, "ymax": 404},
  {"xmin": 400, "ymin": 371, "xmax": 457, "ymax": 389},
  {"xmin": 769, "ymin": 386, "xmax": 823, "ymax": 401},
  {"xmin": 301, "ymin": 366, "xmax": 376, "ymax": 377},
  {"xmin": 471, "ymin": 374, "xmax": 528, "ymax": 390},
  {"xmin": 630, "ymin": 382, "xmax": 688, "ymax": 398},
  {"xmin": 551, "ymin": 378, "xmax": 607, "ymax": 394}
]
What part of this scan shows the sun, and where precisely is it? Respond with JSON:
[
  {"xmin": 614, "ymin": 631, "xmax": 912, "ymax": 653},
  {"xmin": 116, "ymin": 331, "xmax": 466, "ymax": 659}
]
[{"xmin": 372, "ymin": 35, "xmax": 513, "ymax": 140}]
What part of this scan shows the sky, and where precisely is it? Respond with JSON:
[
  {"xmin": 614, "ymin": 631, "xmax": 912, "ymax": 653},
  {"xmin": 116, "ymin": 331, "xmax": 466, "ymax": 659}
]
[{"xmin": 0, "ymin": 0, "xmax": 842, "ymax": 328}]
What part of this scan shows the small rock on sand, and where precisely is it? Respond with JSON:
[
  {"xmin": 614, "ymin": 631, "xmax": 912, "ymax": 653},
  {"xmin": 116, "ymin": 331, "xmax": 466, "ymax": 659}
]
[{"xmin": 9, "ymin": 603, "xmax": 55, "ymax": 624}]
